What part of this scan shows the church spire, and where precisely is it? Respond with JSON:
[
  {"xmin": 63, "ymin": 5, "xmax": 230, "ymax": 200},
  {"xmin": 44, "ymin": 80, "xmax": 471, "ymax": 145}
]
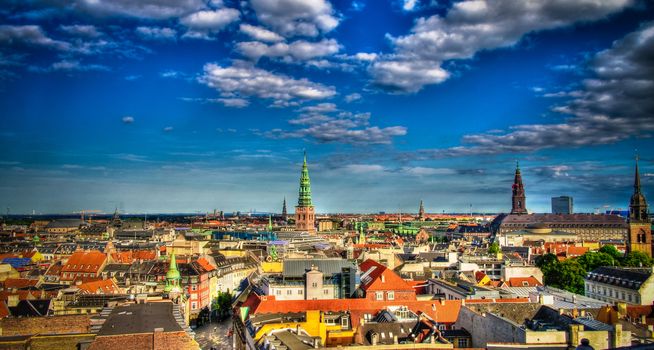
[
  {"xmin": 282, "ymin": 197, "xmax": 288, "ymax": 220},
  {"xmin": 418, "ymin": 200, "xmax": 425, "ymax": 221},
  {"xmin": 511, "ymin": 161, "xmax": 528, "ymax": 214},
  {"xmin": 298, "ymin": 151, "xmax": 312, "ymax": 207},
  {"xmin": 295, "ymin": 151, "xmax": 316, "ymax": 233},
  {"xmin": 629, "ymin": 155, "xmax": 649, "ymax": 222},
  {"xmin": 164, "ymin": 253, "xmax": 181, "ymax": 293}
]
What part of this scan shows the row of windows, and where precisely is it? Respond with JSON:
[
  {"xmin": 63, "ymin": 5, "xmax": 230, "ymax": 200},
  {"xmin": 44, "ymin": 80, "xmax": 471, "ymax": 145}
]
[{"xmin": 586, "ymin": 283, "xmax": 640, "ymax": 303}]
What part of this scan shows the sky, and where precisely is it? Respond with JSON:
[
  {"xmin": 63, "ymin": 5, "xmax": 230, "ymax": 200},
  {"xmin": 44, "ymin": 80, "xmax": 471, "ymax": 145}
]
[{"xmin": 0, "ymin": 0, "xmax": 653, "ymax": 215}]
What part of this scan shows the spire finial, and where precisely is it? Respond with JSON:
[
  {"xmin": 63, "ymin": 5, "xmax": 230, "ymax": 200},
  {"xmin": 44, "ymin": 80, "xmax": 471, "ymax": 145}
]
[{"xmin": 516, "ymin": 159, "xmax": 520, "ymax": 171}]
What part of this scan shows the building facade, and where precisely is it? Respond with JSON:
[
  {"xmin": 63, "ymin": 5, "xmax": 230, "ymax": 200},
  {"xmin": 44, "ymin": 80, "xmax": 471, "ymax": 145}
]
[
  {"xmin": 552, "ymin": 196, "xmax": 573, "ymax": 214},
  {"xmin": 585, "ymin": 266, "xmax": 654, "ymax": 305}
]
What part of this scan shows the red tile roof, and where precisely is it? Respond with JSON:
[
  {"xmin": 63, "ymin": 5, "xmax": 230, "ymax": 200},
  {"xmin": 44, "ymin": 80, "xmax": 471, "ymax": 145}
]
[
  {"xmin": 359, "ymin": 259, "xmax": 415, "ymax": 292},
  {"xmin": 2, "ymin": 278, "xmax": 38, "ymax": 289},
  {"xmin": 62, "ymin": 251, "xmax": 106, "ymax": 274},
  {"xmin": 249, "ymin": 294, "xmax": 463, "ymax": 324},
  {"xmin": 196, "ymin": 258, "xmax": 216, "ymax": 272},
  {"xmin": 77, "ymin": 279, "xmax": 121, "ymax": 295},
  {"xmin": 507, "ymin": 277, "xmax": 543, "ymax": 287}
]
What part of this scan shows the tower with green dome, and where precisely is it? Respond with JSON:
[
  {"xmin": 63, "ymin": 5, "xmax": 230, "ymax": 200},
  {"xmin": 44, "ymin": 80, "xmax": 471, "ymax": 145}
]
[
  {"xmin": 294, "ymin": 152, "xmax": 316, "ymax": 234},
  {"xmin": 164, "ymin": 253, "xmax": 182, "ymax": 294}
]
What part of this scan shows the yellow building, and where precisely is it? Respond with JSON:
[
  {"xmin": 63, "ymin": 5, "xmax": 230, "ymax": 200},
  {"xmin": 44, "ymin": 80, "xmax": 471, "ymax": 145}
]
[{"xmin": 0, "ymin": 264, "xmax": 20, "ymax": 281}]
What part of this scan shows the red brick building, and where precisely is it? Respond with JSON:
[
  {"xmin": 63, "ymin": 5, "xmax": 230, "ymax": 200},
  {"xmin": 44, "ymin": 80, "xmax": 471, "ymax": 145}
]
[
  {"xmin": 60, "ymin": 251, "xmax": 107, "ymax": 284},
  {"xmin": 358, "ymin": 259, "xmax": 417, "ymax": 301}
]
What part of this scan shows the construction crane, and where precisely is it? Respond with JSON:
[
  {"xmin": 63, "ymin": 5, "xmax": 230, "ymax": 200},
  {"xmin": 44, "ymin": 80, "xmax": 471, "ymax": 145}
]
[{"xmin": 73, "ymin": 209, "xmax": 102, "ymax": 222}]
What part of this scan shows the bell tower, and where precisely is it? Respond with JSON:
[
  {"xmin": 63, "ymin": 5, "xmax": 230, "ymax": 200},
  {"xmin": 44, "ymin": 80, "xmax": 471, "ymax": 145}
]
[
  {"xmin": 511, "ymin": 161, "xmax": 528, "ymax": 214},
  {"xmin": 295, "ymin": 152, "xmax": 316, "ymax": 234},
  {"xmin": 628, "ymin": 156, "xmax": 651, "ymax": 256}
]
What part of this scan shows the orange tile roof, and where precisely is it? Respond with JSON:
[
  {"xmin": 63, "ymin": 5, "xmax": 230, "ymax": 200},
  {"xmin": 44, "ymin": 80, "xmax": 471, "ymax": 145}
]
[
  {"xmin": 196, "ymin": 258, "xmax": 216, "ymax": 272},
  {"xmin": 250, "ymin": 294, "xmax": 463, "ymax": 324},
  {"xmin": 62, "ymin": 250, "xmax": 106, "ymax": 274},
  {"xmin": 507, "ymin": 277, "xmax": 543, "ymax": 287},
  {"xmin": 2, "ymin": 278, "xmax": 38, "ymax": 289},
  {"xmin": 77, "ymin": 279, "xmax": 121, "ymax": 294},
  {"xmin": 359, "ymin": 259, "xmax": 415, "ymax": 292}
]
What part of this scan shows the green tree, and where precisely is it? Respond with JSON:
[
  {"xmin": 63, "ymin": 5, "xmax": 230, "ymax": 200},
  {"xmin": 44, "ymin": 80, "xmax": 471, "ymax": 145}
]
[
  {"xmin": 599, "ymin": 245, "xmax": 622, "ymax": 261},
  {"xmin": 535, "ymin": 253, "xmax": 558, "ymax": 275},
  {"xmin": 488, "ymin": 242, "xmax": 500, "ymax": 254},
  {"xmin": 545, "ymin": 260, "xmax": 587, "ymax": 294},
  {"xmin": 212, "ymin": 291, "xmax": 233, "ymax": 320},
  {"xmin": 622, "ymin": 251, "xmax": 653, "ymax": 267},
  {"xmin": 577, "ymin": 251, "xmax": 616, "ymax": 271}
]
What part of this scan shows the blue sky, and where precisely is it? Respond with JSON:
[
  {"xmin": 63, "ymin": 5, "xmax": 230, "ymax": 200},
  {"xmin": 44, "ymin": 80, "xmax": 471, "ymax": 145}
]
[{"xmin": 1, "ymin": 0, "xmax": 653, "ymax": 214}]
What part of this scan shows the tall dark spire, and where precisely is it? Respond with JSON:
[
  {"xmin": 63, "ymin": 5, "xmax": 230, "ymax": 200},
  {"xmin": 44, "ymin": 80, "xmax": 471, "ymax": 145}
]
[
  {"xmin": 630, "ymin": 155, "xmax": 649, "ymax": 222},
  {"xmin": 282, "ymin": 197, "xmax": 288, "ymax": 220},
  {"xmin": 511, "ymin": 161, "xmax": 528, "ymax": 214},
  {"xmin": 418, "ymin": 200, "xmax": 425, "ymax": 221}
]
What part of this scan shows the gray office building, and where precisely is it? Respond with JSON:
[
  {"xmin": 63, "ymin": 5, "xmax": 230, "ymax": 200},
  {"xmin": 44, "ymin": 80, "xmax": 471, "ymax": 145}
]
[{"xmin": 552, "ymin": 196, "xmax": 573, "ymax": 214}]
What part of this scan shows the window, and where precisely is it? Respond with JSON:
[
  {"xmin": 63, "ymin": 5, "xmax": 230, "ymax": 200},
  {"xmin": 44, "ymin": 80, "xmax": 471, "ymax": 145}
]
[
  {"xmin": 324, "ymin": 289, "xmax": 329, "ymax": 295},
  {"xmin": 276, "ymin": 289, "xmax": 281, "ymax": 295},
  {"xmin": 341, "ymin": 317, "xmax": 349, "ymax": 328},
  {"xmin": 191, "ymin": 302, "xmax": 197, "ymax": 310},
  {"xmin": 287, "ymin": 290, "xmax": 292, "ymax": 295},
  {"xmin": 312, "ymin": 282, "xmax": 317, "ymax": 288},
  {"xmin": 192, "ymin": 285, "xmax": 197, "ymax": 291},
  {"xmin": 458, "ymin": 339, "xmax": 469, "ymax": 348},
  {"xmin": 375, "ymin": 291, "xmax": 384, "ymax": 300},
  {"xmin": 298, "ymin": 290, "xmax": 303, "ymax": 295},
  {"xmin": 387, "ymin": 291, "xmax": 395, "ymax": 300},
  {"xmin": 628, "ymin": 294, "xmax": 632, "ymax": 302}
]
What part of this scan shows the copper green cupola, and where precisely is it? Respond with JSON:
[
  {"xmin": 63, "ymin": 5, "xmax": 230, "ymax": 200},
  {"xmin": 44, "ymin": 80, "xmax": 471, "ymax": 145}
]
[
  {"xmin": 164, "ymin": 253, "xmax": 182, "ymax": 293},
  {"xmin": 298, "ymin": 152, "xmax": 312, "ymax": 207}
]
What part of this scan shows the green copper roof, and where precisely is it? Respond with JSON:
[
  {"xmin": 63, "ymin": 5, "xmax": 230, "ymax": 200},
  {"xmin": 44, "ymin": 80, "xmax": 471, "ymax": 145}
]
[
  {"xmin": 298, "ymin": 152, "xmax": 312, "ymax": 207},
  {"xmin": 166, "ymin": 253, "xmax": 181, "ymax": 280}
]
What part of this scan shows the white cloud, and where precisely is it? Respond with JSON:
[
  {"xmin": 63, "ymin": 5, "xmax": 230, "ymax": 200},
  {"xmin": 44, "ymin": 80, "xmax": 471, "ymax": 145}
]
[
  {"xmin": 417, "ymin": 21, "xmax": 654, "ymax": 157},
  {"xmin": 74, "ymin": 0, "xmax": 207, "ymax": 19},
  {"xmin": 0, "ymin": 25, "xmax": 70, "ymax": 50},
  {"xmin": 400, "ymin": 166, "xmax": 456, "ymax": 176},
  {"xmin": 136, "ymin": 26, "xmax": 177, "ymax": 40},
  {"xmin": 372, "ymin": 0, "xmax": 633, "ymax": 93},
  {"xmin": 163, "ymin": 126, "xmax": 174, "ymax": 132},
  {"xmin": 199, "ymin": 62, "xmax": 336, "ymax": 106},
  {"xmin": 218, "ymin": 98, "xmax": 250, "ymax": 108},
  {"xmin": 31, "ymin": 59, "xmax": 109, "ymax": 72},
  {"xmin": 236, "ymin": 38, "xmax": 340, "ymax": 61},
  {"xmin": 353, "ymin": 52, "xmax": 377, "ymax": 61},
  {"xmin": 60, "ymin": 25, "xmax": 102, "ymax": 38},
  {"xmin": 250, "ymin": 0, "xmax": 340, "ymax": 37},
  {"xmin": 344, "ymin": 164, "xmax": 386, "ymax": 173},
  {"xmin": 122, "ymin": 116, "xmax": 135, "ymax": 124},
  {"xmin": 266, "ymin": 111, "xmax": 407, "ymax": 145},
  {"xmin": 239, "ymin": 24, "xmax": 283, "ymax": 42},
  {"xmin": 180, "ymin": 8, "xmax": 240, "ymax": 31},
  {"xmin": 344, "ymin": 93, "xmax": 362, "ymax": 103},
  {"xmin": 402, "ymin": 0, "xmax": 418, "ymax": 11}
]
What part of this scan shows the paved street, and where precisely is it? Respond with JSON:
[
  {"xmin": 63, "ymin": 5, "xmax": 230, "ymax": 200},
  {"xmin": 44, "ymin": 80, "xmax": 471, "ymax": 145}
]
[{"xmin": 194, "ymin": 318, "xmax": 233, "ymax": 350}]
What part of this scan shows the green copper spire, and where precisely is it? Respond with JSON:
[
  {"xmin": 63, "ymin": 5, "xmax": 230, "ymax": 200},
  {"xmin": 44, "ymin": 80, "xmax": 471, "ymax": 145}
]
[
  {"xmin": 164, "ymin": 253, "xmax": 181, "ymax": 293},
  {"xmin": 268, "ymin": 215, "xmax": 273, "ymax": 231},
  {"xmin": 298, "ymin": 151, "xmax": 312, "ymax": 207}
]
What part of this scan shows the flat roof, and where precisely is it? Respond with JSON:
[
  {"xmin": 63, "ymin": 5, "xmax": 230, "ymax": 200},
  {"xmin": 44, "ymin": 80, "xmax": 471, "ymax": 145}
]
[{"xmin": 97, "ymin": 302, "xmax": 182, "ymax": 336}]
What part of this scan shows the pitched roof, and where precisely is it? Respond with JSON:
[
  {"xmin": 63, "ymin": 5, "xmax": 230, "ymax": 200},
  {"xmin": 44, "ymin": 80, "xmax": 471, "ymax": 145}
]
[
  {"xmin": 62, "ymin": 250, "xmax": 106, "ymax": 273},
  {"xmin": 76, "ymin": 279, "xmax": 121, "ymax": 294},
  {"xmin": 2, "ymin": 278, "xmax": 38, "ymax": 289},
  {"xmin": 249, "ymin": 294, "xmax": 464, "ymax": 324},
  {"xmin": 359, "ymin": 259, "xmax": 415, "ymax": 292},
  {"xmin": 507, "ymin": 277, "xmax": 543, "ymax": 287},
  {"xmin": 586, "ymin": 266, "xmax": 652, "ymax": 290}
]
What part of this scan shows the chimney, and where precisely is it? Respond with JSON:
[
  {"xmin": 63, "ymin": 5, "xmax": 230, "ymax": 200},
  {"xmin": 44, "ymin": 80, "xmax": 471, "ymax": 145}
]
[
  {"xmin": 381, "ymin": 274, "xmax": 385, "ymax": 283},
  {"xmin": 153, "ymin": 328, "xmax": 165, "ymax": 349}
]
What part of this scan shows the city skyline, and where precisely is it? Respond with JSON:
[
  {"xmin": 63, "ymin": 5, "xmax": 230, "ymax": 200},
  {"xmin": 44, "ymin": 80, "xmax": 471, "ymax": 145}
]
[{"xmin": 1, "ymin": 0, "xmax": 653, "ymax": 214}]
